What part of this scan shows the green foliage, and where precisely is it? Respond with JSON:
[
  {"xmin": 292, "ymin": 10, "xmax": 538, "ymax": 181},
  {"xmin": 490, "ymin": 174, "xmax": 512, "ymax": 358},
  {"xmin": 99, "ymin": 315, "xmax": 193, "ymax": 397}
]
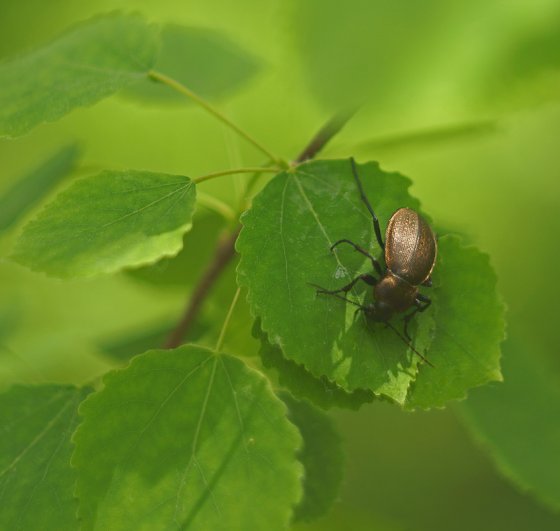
[
  {"xmin": 256, "ymin": 321, "xmax": 374, "ymax": 410},
  {"xmin": 4, "ymin": 5, "xmax": 554, "ymax": 529},
  {"xmin": 0, "ymin": 385, "xmax": 90, "ymax": 530},
  {"xmin": 459, "ymin": 339, "xmax": 560, "ymax": 511},
  {"xmin": 72, "ymin": 345, "xmax": 303, "ymax": 530},
  {"xmin": 123, "ymin": 24, "xmax": 260, "ymax": 105},
  {"xmin": 0, "ymin": 144, "xmax": 80, "ymax": 232},
  {"xmin": 292, "ymin": 0, "xmax": 560, "ymax": 118},
  {"xmin": 0, "ymin": 13, "xmax": 158, "ymax": 138},
  {"xmin": 282, "ymin": 393, "xmax": 344, "ymax": 523},
  {"xmin": 405, "ymin": 235, "xmax": 505, "ymax": 409},
  {"xmin": 12, "ymin": 171, "xmax": 196, "ymax": 278},
  {"xmin": 238, "ymin": 159, "xmax": 503, "ymax": 407}
]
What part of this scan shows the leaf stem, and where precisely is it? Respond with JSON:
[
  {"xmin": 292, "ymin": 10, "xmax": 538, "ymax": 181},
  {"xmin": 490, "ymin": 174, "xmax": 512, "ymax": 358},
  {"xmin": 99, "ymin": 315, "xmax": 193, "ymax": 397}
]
[
  {"xmin": 196, "ymin": 192, "xmax": 236, "ymax": 221},
  {"xmin": 215, "ymin": 287, "xmax": 241, "ymax": 352},
  {"xmin": 193, "ymin": 167, "xmax": 281, "ymax": 185},
  {"xmin": 148, "ymin": 70, "xmax": 286, "ymax": 167},
  {"xmin": 294, "ymin": 107, "xmax": 358, "ymax": 163},
  {"xmin": 164, "ymin": 228, "xmax": 240, "ymax": 349}
]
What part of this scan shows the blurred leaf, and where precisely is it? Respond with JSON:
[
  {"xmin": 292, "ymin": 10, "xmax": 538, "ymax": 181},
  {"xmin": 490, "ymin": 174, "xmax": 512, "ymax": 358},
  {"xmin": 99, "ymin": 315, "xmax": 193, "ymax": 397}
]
[
  {"xmin": 0, "ymin": 384, "xmax": 90, "ymax": 530},
  {"xmin": 349, "ymin": 120, "xmax": 498, "ymax": 157},
  {"xmin": 480, "ymin": 10, "xmax": 560, "ymax": 110},
  {"xmin": 11, "ymin": 170, "xmax": 196, "ymax": 278},
  {"xmin": 458, "ymin": 338, "xmax": 560, "ymax": 511},
  {"xmin": 73, "ymin": 345, "xmax": 303, "ymax": 531},
  {"xmin": 281, "ymin": 393, "xmax": 344, "ymax": 523},
  {"xmin": 0, "ymin": 144, "xmax": 80, "ymax": 232},
  {"xmin": 0, "ymin": 301, "xmax": 22, "ymax": 343},
  {"xmin": 123, "ymin": 24, "xmax": 260, "ymax": 105},
  {"xmin": 290, "ymin": 0, "xmax": 460, "ymax": 112},
  {"xmin": 127, "ymin": 209, "xmax": 225, "ymax": 288},
  {"xmin": 237, "ymin": 159, "xmax": 434, "ymax": 403},
  {"xmin": 405, "ymin": 236, "xmax": 505, "ymax": 409},
  {"xmin": 255, "ymin": 320, "xmax": 374, "ymax": 410},
  {"xmin": 0, "ymin": 13, "xmax": 158, "ymax": 138},
  {"xmin": 98, "ymin": 318, "xmax": 211, "ymax": 363},
  {"xmin": 291, "ymin": 1, "xmax": 560, "ymax": 122}
]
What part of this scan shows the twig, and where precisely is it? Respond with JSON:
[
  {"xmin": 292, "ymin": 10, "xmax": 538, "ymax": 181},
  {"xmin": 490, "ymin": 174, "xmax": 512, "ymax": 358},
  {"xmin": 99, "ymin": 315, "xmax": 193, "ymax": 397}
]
[
  {"xmin": 295, "ymin": 107, "xmax": 357, "ymax": 163},
  {"xmin": 149, "ymin": 70, "xmax": 285, "ymax": 167},
  {"xmin": 164, "ymin": 109, "xmax": 357, "ymax": 348},
  {"xmin": 215, "ymin": 287, "xmax": 241, "ymax": 352},
  {"xmin": 164, "ymin": 228, "xmax": 240, "ymax": 349}
]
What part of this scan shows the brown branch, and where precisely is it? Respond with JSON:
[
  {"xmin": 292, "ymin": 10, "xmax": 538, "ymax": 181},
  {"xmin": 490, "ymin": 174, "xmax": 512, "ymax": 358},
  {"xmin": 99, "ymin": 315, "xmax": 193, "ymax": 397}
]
[
  {"xmin": 164, "ymin": 228, "xmax": 240, "ymax": 348},
  {"xmin": 164, "ymin": 109, "xmax": 357, "ymax": 348},
  {"xmin": 295, "ymin": 107, "xmax": 357, "ymax": 163}
]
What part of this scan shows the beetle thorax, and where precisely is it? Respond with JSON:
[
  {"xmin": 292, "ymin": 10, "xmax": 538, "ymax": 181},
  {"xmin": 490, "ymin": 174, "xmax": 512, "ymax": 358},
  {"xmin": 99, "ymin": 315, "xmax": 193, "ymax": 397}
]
[{"xmin": 373, "ymin": 272, "xmax": 418, "ymax": 316}]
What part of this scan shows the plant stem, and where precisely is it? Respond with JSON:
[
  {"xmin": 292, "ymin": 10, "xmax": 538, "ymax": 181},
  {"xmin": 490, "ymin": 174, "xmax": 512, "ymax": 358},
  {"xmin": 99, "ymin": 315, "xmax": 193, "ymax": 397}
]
[
  {"xmin": 194, "ymin": 167, "xmax": 281, "ymax": 185},
  {"xmin": 148, "ymin": 70, "xmax": 286, "ymax": 167},
  {"xmin": 215, "ymin": 287, "xmax": 242, "ymax": 352},
  {"xmin": 164, "ymin": 228, "xmax": 240, "ymax": 349},
  {"xmin": 295, "ymin": 107, "xmax": 357, "ymax": 163},
  {"xmin": 196, "ymin": 192, "xmax": 236, "ymax": 221}
]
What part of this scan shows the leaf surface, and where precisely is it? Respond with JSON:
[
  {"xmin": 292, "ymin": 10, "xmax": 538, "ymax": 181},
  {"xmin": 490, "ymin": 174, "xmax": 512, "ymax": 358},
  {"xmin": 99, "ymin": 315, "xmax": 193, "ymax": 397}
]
[
  {"xmin": 123, "ymin": 24, "xmax": 260, "ymax": 105},
  {"xmin": 0, "ymin": 13, "xmax": 158, "ymax": 138},
  {"xmin": 72, "ymin": 345, "xmax": 303, "ymax": 531},
  {"xmin": 12, "ymin": 170, "xmax": 196, "ymax": 278},
  {"xmin": 0, "ymin": 385, "xmax": 90, "ymax": 530}
]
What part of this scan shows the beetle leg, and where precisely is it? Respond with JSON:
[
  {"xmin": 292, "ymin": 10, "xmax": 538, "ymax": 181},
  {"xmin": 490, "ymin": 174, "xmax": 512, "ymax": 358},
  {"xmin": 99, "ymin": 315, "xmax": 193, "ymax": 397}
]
[
  {"xmin": 421, "ymin": 276, "xmax": 432, "ymax": 288},
  {"xmin": 313, "ymin": 273, "xmax": 377, "ymax": 297},
  {"xmin": 403, "ymin": 296, "xmax": 432, "ymax": 341},
  {"xmin": 330, "ymin": 239, "xmax": 383, "ymax": 276},
  {"xmin": 416, "ymin": 293, "xmax": 432, "ymax": 305},
  {"xmin": 350, "ymin": 158, "xmax": 385, "ymax": 250}
]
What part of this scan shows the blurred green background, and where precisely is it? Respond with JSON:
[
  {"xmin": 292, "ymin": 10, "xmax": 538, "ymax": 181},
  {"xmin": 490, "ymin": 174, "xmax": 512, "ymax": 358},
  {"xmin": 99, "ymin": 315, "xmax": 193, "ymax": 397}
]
[{"xmin": 1, "ymin": 1, "xmax": 559, "ymax": 530}]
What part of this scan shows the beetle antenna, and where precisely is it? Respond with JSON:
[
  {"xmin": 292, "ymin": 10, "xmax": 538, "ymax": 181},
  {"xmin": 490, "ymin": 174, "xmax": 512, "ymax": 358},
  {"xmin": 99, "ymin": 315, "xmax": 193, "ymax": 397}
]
[
  {"xmin": 385, "ymin": 321, "xmax": 435, "ymax": 368},
  {"xmin": 349, "ymin": 158, "xmax": 385, "ymax": 250}
]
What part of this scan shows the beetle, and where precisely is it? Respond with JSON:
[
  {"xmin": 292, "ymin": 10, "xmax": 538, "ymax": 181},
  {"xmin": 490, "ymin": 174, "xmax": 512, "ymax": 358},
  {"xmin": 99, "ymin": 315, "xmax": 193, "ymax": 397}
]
[{"xmin": 313, "ymin": 158, "xmax": 437, "ymax": 366}]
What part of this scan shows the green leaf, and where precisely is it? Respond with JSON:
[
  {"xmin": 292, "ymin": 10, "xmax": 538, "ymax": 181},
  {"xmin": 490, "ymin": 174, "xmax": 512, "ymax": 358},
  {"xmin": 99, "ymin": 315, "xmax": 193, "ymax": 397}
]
[
  {"xmin": 0, "ymin": 144, "xmax": 80, "ymax": 232},
  {"xmin": 123, "ymin": 24, "xmax": 260, "ymax": 105},
  {"xmin": 238, "ymin": 160, "xmax": 504, "ymax": 409},
  {"xmin": 11, "ymin": 170, "xmax": 196, "ymax": 278},
  {"xmin": 72, "ymin": 345, "xmax": 303, "ymax": 531},
  {"xmin": 281, "ymin": 393, "xmax": 344, "ymax": 523},
  {"xmin": 237, "ymin": 159, "xmax": 435, "ymax": 403},
  {"xmin": 0, "ymin": 13, "xmax": 158, "ymax": 138},
  {"xmin": 459, "ymin": 339, "xmax": 560, "ymax": 511},
  {"xmin": 0, "ymin": 384, "xmax": 90, "ymax": 530},
  {"xmin": 255, "ymin": 321, "xmax": 374, "ymax": 410},
  {"xmin": 405, "ymin": 235, "xmax": 505, "ymax": 409}
]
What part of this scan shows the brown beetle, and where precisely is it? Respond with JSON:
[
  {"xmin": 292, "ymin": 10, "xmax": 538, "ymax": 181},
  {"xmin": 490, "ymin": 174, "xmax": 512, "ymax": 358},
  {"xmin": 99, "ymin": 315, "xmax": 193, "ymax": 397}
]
[{"xmin": 314, "ymin": 158, "xmax": 437, "ymax": 366}]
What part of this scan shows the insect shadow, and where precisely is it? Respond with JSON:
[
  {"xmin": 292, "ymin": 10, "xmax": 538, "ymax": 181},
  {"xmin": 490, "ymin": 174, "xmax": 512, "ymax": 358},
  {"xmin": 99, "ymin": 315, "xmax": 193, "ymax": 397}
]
[{"xmin": 311, "ymin": 158, "xmax": 437, "ymax": 367}]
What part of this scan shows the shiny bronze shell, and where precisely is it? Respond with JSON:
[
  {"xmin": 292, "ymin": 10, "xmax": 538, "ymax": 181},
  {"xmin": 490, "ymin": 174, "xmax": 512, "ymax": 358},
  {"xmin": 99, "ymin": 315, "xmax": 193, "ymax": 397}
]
[{"xmin": 384, "ymin": 208, "xmax": 437, "ymax": 285}]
